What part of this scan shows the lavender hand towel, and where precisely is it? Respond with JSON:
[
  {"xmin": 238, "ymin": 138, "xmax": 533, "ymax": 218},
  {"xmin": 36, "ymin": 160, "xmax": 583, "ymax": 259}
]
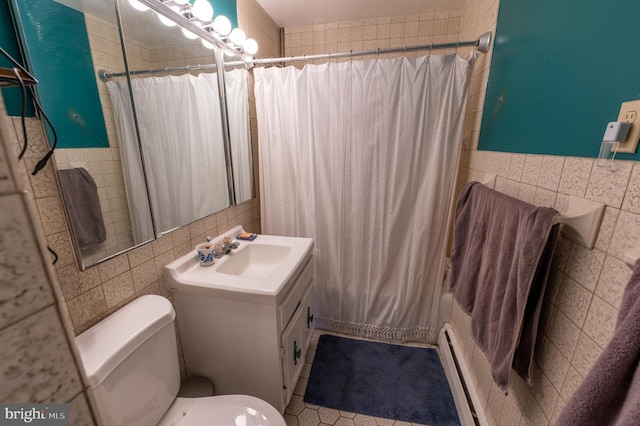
[
  {"xmin": 450, "ymin": 181, "xmax": 559, "ymax": 392},
  {"xmin": 58, "ymin": 167, "xmax": 106, "ymax": 249},
  {"xmin": 556, "ymin": 261, "xmax": 640, "ymax": 426}
]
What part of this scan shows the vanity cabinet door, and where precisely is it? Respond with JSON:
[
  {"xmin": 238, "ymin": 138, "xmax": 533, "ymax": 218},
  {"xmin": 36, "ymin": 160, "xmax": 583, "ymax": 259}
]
[{"xmin": 281, "ymin": 283, "xmax": 313, "ymax": 404}]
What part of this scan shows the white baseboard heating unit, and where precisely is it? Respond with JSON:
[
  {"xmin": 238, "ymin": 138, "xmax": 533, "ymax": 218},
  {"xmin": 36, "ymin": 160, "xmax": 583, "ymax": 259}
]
[{"xmin": 438, "ymin": 324, "xmax": 488, "ymax": 426}]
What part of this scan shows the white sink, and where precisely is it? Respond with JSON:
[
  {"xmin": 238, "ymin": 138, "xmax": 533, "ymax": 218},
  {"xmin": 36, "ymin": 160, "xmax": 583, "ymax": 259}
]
[
  {"xmin": 216, "ymin": 244, "xmax": 293, "ymax": 277},
  {"xmin": 165, "ymin": 226, "xmax": 313, "ymax": 304}
]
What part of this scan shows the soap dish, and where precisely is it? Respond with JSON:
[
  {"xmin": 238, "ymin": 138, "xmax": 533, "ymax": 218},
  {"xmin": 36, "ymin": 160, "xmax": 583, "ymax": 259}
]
[{"xmin": 237, "ymin": 233, "xmax": 257, "ymax": 241}]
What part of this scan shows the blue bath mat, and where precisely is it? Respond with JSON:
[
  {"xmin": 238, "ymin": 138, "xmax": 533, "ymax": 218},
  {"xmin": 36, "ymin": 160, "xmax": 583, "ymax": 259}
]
[{"xmin": 304, "ymin": 334, "xmax": 460, "ymax": 425}]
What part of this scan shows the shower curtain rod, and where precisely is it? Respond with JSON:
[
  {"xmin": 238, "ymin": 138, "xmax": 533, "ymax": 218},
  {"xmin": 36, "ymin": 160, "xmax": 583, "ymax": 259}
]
[
  {"xmin": 251, "ymin": 31, "xmax": 492, "ymax": 66},
  {"xmin": 98, "ymin": 32, "xmax": 491, "ymax": 81}
]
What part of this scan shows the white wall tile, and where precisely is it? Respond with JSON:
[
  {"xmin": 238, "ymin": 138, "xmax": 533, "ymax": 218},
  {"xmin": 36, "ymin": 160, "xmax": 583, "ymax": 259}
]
[
  {"xmin": 594, "ymin": 207, "xmax": 619, "ymax": 252},
  {"xmin": 572, "ymin": 332, "xmax": 602, "ymax": 377},
  {"xmin": 621, "ymin": 162, "xmax": 640, "ymax": 213},
  {"xmin": 585, "ymin": 160, "xmax": 633, "ymax": 208},
  {"xmin": 537, "ymin": 338, "xmax": 569, "ymax": 393},
  {"xmin": 0, "ymin": 193, "xmax": 55, "ymax": 329},
  {"xmin": 538, "ymin": 155, "xmax": 565, "ymax": 191},
  {"xmin": 0, "ymin": 306, "xmax": 82, "ymax": 403},
  {"xmin": 546, "ymin": 308, "xmax": 580, "ymax": 360},
  {"xmin": 560, "ymin": 366, "xmax": 583, "ymax": 403},
  {"xmin": 595, "ymin": 255, "xmax": 632, "ymax": 310},
  {"xmin": 609, "ymin": 210, "xmax": 640, "ymax": 261},
  {"xmin": 521, "ymin": 154, "xmax": 543, "ymax": 186},
  {"xmin": 583, "ymin": 295, "xmax": 617, "ymax": 348},
  {"xmin": 507, "ymin": 153, "xmax": 525, "ymax": 181},
  {"xmin": 496, "ymin": 152, "xmax": 512, "ymax": 177},
  {"xmin": 556, "ymin": 275, "xmax": 592, "ymax": 328},
  {"xmin": 558, "ymin": 157, "xmax": 594, "ymax": 197},
  {"xmin": 564, "ymin": 244, "xmax": 605, "ymax": 291},
  {"xmin": 517, "ymin": 182, "xmax": 536, "ymax": 204}
]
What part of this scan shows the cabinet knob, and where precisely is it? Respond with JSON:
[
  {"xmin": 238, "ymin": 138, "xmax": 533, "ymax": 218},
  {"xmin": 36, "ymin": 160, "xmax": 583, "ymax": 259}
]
[
  {"xmin": 293, "ymin": 340, "xmax": 302, "ymax": 365},
  {"xmin": 307, "ymin": 307, "xmax": 314, "ymax": 328}
]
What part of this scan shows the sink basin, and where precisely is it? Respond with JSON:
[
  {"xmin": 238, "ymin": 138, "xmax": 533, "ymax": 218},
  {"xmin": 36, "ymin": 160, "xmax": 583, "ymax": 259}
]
[
  {"xmin": 164, "ymin": 226, "xmax": 313, "ymax": 304},
  {"xmin": 216, "ymin": 244, "xmax": 293, "ymax": 277}
]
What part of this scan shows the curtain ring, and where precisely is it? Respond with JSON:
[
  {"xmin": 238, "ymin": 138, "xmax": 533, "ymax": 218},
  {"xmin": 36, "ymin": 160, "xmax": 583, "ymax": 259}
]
[
  {"xmin": 456, "ymin": 41, "xmax": 460, "ymax": 54},
  {"xmin": 376, "ymin": 47, "xmax": 380, "ymax": 60}
]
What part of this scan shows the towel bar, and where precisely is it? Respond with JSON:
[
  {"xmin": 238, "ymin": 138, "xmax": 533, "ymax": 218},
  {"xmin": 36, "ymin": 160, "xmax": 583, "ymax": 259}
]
[
  {"xmin": 480, "ymin": 173, "xmax": 496, "ymax": 188},
  {"xmin": 478, "ymin": 173, "xmax": 605, "ymax": 249},
  {"xmin": 555, "ymin": 196, "xmax": 605, "ymax": 249},
  {"xmin": 624, "ymin": 247, "xmax": 640, "ymax": 269}
]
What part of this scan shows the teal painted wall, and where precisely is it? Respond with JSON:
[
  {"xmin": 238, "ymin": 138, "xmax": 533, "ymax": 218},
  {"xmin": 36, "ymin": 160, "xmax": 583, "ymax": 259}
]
[
  {"xmin": 0, "ymin": 0, "xmax": 34, "ymax": 116},
  {"xmin": 10, "ymin": 0, "xmax": 108, "ymax": 148},
  {"xmin": 478, "ymin": 0, "xmax": 640, "ymax": 160},
  {"xmin": 208, "ymin": 0, "xmax": 238, "ymax": 28}
]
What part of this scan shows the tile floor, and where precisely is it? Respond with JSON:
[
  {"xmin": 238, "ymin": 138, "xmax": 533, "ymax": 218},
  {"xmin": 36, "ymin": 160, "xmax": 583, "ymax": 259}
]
[{"xmin": 284, "ymin": 330, "xmax": 447, "ymax": 426}]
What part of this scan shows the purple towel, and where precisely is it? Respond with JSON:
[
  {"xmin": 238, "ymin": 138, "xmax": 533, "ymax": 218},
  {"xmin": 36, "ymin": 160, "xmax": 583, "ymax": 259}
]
[
  {"xmin": 450, "ymin": 181, "xmax": 559, "ymax": 392},
  {"xmin": 58, "ymin": 168, "xmax": 106, "ymax": 249},
  {"xmin": 556, "ymin": 261, "xmax": 640, "ymax": 426}
]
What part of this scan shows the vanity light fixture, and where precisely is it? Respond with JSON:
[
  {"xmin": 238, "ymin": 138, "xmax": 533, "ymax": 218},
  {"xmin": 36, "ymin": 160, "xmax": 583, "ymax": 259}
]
[
  {"xmin": 181, "ymin": 27, "xmax": 199, "ymax": 39},
  {"xmin": 158, "ymin": 5, "xmax": 179, "ymax": 26},
  {"xmin": 129, "ymin": 0, "xmax": 150, "ymax": 11},
  {"xmin": 212, "ymin": 15, "xmax": 232, "ymax": 37},
  {"xmin": 134, "ymin": 0, "xmax": 259, "ymax": 57},
  {"xmin": 229, "ymin": 28, "xmax": 246, "ymax": 47},
  {"xmin": 192, "ymin": 0, "xmax": 214, "ymax": 22},
  {"xmin": 243, "ymin": 38, "xmax": 259, "ymax": 55}
]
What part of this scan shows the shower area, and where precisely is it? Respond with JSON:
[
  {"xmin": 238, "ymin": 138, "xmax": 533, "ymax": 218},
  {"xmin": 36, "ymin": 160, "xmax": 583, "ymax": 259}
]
[{"xmin": 252, "ymin": 32, "xmax": 492, "ymax": 346}]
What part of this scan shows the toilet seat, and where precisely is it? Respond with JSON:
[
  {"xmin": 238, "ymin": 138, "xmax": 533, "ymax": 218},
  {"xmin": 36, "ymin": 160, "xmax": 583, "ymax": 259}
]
[{"xmin": 158, "ymin": 395, "xmax": 286, "ymax": 426}]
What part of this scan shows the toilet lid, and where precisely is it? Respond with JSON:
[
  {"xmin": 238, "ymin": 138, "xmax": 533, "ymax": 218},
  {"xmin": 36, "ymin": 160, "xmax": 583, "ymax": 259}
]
[{"xmin": 159, "ymin": 395, "xmax": 286, "ymax": 426}]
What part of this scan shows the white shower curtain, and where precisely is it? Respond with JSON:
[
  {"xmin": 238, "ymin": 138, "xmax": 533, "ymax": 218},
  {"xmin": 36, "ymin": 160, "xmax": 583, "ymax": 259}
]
[
  {"xmin": 225, "ymin": 68, "xmax": 253, "ymax": 203},
  {"xmin": 107, "ymin": 72, "xmax": 230, "ymax": 238},
  {"xmin": 254, "ymin": 53, "xmax": 475, "ymax": 343}
]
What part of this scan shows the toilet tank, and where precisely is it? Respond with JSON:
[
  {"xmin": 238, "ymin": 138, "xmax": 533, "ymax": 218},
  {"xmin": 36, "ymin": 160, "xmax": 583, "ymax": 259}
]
[{"xmin": 75, "ymin": 295, "xmax": 181, "ymax": 426}]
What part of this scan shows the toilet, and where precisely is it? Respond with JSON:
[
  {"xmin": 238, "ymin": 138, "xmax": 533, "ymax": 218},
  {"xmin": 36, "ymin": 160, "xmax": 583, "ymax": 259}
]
[{"xmin": 74, "ymin": 294, "xmax": 286, "ymax": 426}]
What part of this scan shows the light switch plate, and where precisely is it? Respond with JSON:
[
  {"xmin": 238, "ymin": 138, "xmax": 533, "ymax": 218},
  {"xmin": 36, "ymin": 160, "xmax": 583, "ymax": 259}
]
[{"xmin": 614, "ymin": 100, "xmax": 640, "ymax": 153}]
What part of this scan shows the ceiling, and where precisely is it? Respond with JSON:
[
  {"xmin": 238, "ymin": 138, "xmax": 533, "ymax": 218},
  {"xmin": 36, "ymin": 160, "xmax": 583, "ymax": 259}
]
[{"xmin": 255, "ymin": 0, "xmax": 467, "ymax": 28}]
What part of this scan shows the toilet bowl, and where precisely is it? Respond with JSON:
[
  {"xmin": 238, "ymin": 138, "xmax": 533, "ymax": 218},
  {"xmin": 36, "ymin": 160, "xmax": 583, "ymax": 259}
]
[{"xmin": 74, "ymin": 294, "xmax": 285, "ymax": 426}]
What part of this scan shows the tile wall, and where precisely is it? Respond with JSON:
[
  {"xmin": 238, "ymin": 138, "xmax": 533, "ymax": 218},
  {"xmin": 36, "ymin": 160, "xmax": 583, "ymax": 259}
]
[
  {"xmin": 449, "ymin": 0, "xmax": 640, "ymax": 425},
  {"xmin": 283, "ymin": 10, "xmax": 462, "ymax": 63},
  {"xmin": 0, "ymin": 98, "xmax": 96, "ymax": 424}
]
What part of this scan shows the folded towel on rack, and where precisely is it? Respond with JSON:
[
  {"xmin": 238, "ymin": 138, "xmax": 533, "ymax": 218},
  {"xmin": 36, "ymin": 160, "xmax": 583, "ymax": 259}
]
[
  {"xmin": 450, "ymin": 181, "xmax": 559, "ymax": 392},
  {"xmin": 58, "ymin": 167, "xmax": 106, "ymax": 249},
  {"xmin": 556, "ymin": 261, "xmax": 640, "ymax": 426}
]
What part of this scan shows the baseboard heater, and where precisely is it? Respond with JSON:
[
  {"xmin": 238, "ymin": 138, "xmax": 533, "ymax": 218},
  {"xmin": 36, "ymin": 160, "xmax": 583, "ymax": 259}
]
[{"xmin": 438, "ymin": 324, "xmax": 488, "ymax": 426}]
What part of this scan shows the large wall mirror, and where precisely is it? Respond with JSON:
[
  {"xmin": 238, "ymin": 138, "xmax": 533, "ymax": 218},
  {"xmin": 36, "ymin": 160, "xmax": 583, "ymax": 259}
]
[{"xmin": 8, "ymin": 0, "xmax": 254, "ymax": 269}]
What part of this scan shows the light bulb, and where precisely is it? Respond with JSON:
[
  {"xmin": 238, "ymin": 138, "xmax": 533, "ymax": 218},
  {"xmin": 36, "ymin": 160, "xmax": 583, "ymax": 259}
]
[
  {"xmin": 229, "ymin": 28, "xmax": 246, "ymax": 47},
  {"xmin": 181, "ymin": 27, "xmax": 199, "ymax": 40},
  {"xmin": 201, "ymin": 39, "xmax": 214, "ymax": 50},
  {"xmin": 158, "ymin": 6, "xmax": 179, "ymax": 26},
  {"xmin": 243, "ymin": 38, "xmax": 258, "ymax": 55},
  {"xmin": 192, "ymin": 0, "xmax": 214, "ymax": 22},
  {"xmin": 128, "ymin": 0, "xmax": 149, "ymax": 11},
  {"xmin": 212, "ymin": 15, "xmax": 232, "ymax": 36}
]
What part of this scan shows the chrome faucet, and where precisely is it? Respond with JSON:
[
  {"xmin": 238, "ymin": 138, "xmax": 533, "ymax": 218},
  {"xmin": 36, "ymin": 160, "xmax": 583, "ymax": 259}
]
[{"xmin": 213, "ymin": 241, "xmax": 239, "ymax": 258}]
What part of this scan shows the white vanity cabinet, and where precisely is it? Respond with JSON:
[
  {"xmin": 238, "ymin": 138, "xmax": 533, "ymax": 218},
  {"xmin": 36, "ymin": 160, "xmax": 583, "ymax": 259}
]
[
  {"xmin": 165, "ymin": 230, "xmax": 315, "ymax": 413},
  {"xmin": 281, "ymin": 282, "xmax": 314, "ymax": 404}
]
